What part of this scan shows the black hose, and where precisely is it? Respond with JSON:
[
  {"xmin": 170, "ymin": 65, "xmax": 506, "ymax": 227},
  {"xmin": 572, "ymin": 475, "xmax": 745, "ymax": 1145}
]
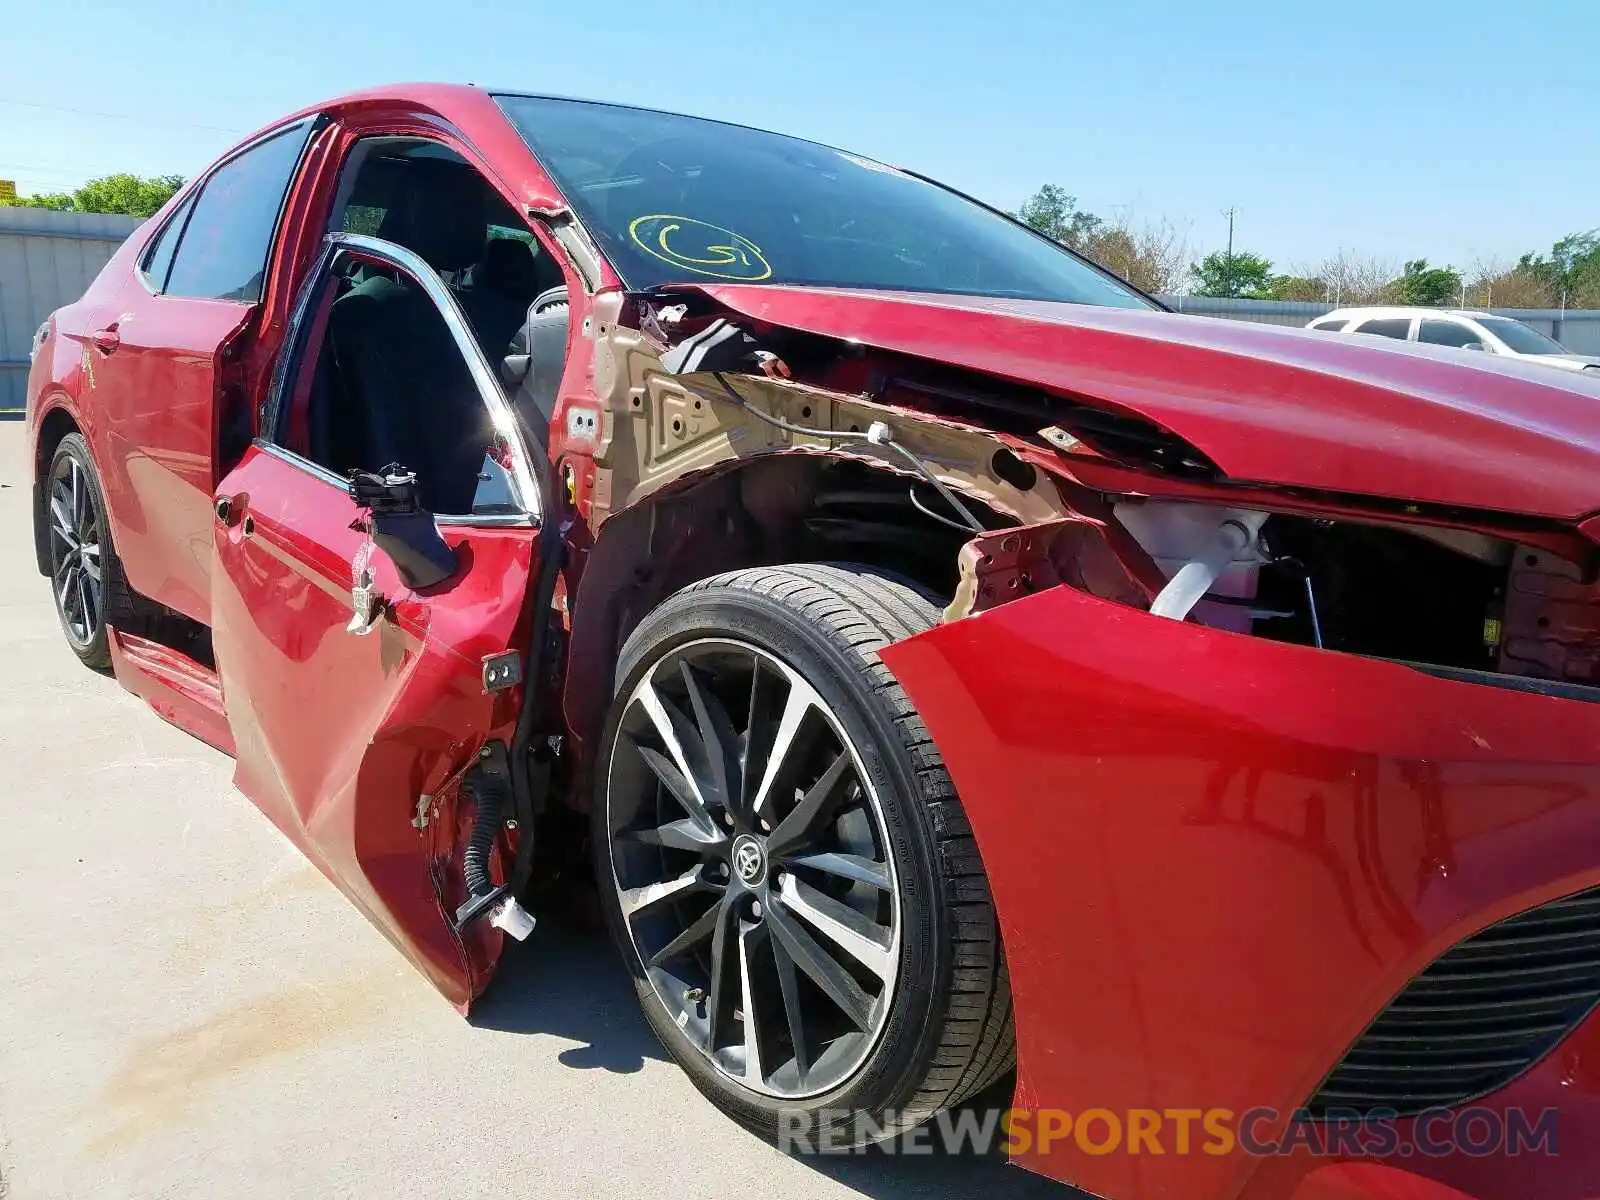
[{"xmin": 462, "ymin": 767, "xmax": 509, "ymax": 899}]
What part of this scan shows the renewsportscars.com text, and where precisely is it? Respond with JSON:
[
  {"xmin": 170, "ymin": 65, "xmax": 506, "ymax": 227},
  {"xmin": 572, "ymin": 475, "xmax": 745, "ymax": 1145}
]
[{"xmin": 778, "ymin": 1106, "xmax": 1560, "ymax": 1158}]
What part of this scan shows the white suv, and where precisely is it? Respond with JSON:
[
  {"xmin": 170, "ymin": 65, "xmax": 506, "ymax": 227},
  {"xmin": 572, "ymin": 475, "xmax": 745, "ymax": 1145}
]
[{"xmin": 1308, "ymin": 306, "xmax": 1600, "ymax": 374}]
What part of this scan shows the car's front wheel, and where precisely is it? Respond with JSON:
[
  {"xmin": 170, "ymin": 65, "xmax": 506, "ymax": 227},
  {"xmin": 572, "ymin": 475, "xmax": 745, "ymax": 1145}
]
[{"xmin": 594, "ymin": 563, "xmax": 1013, "ymax": 1144}]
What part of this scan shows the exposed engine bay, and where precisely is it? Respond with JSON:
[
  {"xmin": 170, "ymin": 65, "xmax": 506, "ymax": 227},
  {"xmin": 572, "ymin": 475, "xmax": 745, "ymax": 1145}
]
[
  {"xmin": 955, "ymin": 497, "xmax": 1600, "ymax": 697},
  {"xmin": 604, "ymin": 301, "xmax": 1600, "ymax": 712},
  {"xmin": 1107, "ymin": 500, "xmax": 1600, "ymax": 695}
]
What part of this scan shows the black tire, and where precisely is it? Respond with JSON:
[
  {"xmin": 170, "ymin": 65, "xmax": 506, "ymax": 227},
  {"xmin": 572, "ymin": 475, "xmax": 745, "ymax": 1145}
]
[
  {"xmin": 43, "ymin": 433, "xmax": 121, "ymax": 672},
  {"xmin": 593, "ymin": 563, "xmax": 1013, "ymax": 1146}
]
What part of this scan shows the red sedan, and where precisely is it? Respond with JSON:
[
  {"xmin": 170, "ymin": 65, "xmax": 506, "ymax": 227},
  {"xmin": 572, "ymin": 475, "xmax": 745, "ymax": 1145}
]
[{"xmin": 24, "ymin": 84, "xmax": 1600, "ymax": 1200}]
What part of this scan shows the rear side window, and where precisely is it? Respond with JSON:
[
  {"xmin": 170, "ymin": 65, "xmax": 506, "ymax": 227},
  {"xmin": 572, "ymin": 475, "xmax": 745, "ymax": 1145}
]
[
  {"xmin": 164, "ymin": 122, "xmax": 313, "ymax": 303},
  {"xmin": 140, "ymin": 191, "xmax": 197, "ymax": 291},
  {"xmin": 1417, "ymin": 320, "xmax": 1481, "ymax": 348},
  {"xmin": 1309, "ymin": 319, "xmax": 1345, "ymax": 332},
  {"xmin": 1355, "ymin": 318, "xmax": 1412, "ymax": 340}
]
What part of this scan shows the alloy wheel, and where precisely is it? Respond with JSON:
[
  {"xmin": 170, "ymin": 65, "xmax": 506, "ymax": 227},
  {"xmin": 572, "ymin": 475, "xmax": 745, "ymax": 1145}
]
[
  {"xmin": 605, "ymin": 638, "xmax": 901, "ymax": 1099},
  {"xmin": 48, "ymin": 455, "xmax": 104, "ymax": 649}
]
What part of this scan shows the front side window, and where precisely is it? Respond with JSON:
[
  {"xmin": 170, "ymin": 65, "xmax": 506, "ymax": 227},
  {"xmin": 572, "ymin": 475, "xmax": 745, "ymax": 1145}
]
[
  {"xmin": 1478, "ymin": 317, "xmax": 1567, "ymax": 355},
  {"xmin": 273, "ymin": 247, "xmax": 527, "ymax": 519},
  {"xmin": 495, "ymin": 95, "xmax": 1154, "ymax": 308},
  {"xmin": 1417, "ymin": 320, "xmax": 1482, "ymax": 348},
  {"xmin": 164, "ymin": 121, "xmax": 313, "ymax": 303},
  {"xmin": 1354, "ymin": 318, "xmax": 1412, "ymax": 340},
  {"xmin": 326, "ymin": 137, "xmax": 566, "ymax": 371}
]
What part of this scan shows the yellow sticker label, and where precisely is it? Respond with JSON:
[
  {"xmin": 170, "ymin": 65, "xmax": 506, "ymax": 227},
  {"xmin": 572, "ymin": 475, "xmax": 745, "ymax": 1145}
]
[{"xmin": 627, "ymin": 214, "xmax": 773, "ymax": 281}]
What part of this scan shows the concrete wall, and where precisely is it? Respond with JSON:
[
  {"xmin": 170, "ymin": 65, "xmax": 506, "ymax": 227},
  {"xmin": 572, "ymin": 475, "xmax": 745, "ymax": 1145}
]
[
  {"xmin": 4, "ymin": 210, "xmax": 1598, "ymax": 412},
  {"xmin": 1157, "ymin": 293, "xmax": 1600, "ymax": 355},
  {"xmin": 0, "ymin": 208, "xmax": 143, "ymax": 409}
]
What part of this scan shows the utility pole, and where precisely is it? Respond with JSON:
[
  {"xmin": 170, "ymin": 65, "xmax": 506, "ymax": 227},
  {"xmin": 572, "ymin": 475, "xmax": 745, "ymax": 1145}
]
[{"xmin": 1221, "ymin": 207, "xmax": 1238, "ymax": 297}]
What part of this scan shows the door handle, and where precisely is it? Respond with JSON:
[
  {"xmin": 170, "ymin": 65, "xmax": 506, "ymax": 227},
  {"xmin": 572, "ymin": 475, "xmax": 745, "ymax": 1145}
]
[{"xmin": 90, "ymin": 326, "xmax": 121, "ymax": 354}]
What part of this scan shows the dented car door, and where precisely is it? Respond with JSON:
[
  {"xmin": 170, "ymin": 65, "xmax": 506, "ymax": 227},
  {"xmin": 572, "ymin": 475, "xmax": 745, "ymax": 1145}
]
[{"xmin": 208, "ymin": 235, "xmax": 544, "ymax": 1007}]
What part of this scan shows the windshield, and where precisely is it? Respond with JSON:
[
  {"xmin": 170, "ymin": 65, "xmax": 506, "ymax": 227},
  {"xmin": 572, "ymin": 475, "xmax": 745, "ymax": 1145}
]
[
  {"xmin": 494, "ymin": 95, "xmax": 1153, "ymax": 308},
  {"xmin": 1478, "ymin": 317, "xmax": 1568, "ymax": 355}
]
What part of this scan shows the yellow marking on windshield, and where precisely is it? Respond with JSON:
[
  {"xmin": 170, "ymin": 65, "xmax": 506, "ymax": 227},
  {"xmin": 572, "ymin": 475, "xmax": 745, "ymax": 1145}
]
[{"xmin": 627, "ymin": 214, "xmax": 773, "ymax": 281}]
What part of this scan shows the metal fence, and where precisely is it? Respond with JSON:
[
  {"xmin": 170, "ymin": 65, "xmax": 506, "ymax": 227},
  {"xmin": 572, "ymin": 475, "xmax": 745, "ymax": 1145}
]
[
  {"xmin": 0, "ymin": 208, "xmax": 143, "ymax": 409},
  {"xmin": 1157, "ymin": 294, "xmax": 1600, "ymax": 356}
]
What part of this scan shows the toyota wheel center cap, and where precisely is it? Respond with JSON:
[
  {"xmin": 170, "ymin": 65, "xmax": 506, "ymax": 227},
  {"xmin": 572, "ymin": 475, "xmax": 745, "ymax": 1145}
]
[{"xmin": 731, "ymin": 834, "xmax": 767, "ymax": 887}]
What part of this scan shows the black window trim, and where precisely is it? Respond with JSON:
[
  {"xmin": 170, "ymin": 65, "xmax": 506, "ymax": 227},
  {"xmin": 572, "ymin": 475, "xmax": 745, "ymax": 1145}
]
[
  {"xmin": 145, "ymin": 114, "xmax": 323, "ymax": 303},
  {"xmin": 137, "ymin": 187, "xmax": 200, "ymax": 295},
  {"xmin": 257, "ymin": 232, "xmax": 544, "ymax": 527}
]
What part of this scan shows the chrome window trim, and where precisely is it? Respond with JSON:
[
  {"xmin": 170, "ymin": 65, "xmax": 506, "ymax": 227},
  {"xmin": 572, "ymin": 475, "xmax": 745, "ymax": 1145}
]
[
  {"xmin": 253, "ymin": 438, "xmax": 348, "ymax": 491},
  {"xmin": 251, "ymin": 440, "xmax": 536, "ymax": 529},
  {"xmin": 259, "ymin": 230, "xmax": 544, "ymax": 525}
]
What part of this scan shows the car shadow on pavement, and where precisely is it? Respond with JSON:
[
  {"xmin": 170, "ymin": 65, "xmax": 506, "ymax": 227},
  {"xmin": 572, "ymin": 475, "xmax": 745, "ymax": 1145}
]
[
  {"xmin": 469, "ymin": 916, "xmax": 669, "ymax": 1073},
  {"xmin": 474, "ymin": 910, "xmax": 1087, "ymax": 1199}
]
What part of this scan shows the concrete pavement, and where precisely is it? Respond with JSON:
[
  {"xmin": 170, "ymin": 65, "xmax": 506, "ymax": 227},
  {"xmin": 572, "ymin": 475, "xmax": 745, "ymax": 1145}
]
[{"xmin": 0, "ymin": 418, "xmax": 1070, "ymax": 1200}]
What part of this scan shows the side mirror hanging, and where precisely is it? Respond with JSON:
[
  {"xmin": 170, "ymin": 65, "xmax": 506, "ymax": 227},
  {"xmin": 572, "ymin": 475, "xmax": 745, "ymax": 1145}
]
[{"xmin": 347, "ymin": 465, "xmax": 459, "ymax": 591}]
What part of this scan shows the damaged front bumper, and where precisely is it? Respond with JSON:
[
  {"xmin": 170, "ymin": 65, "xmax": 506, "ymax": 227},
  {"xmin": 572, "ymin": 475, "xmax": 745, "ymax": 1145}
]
[{"xmin": 878, "ymin": 582, "xmax": 1600, "ymax": 1200}]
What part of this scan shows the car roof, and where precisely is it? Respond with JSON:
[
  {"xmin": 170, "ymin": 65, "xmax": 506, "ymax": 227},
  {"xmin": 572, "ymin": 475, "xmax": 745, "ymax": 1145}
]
[
  {"xmin": 237, "ymin": 83, "xmax": 856, "ymax": 168},
  {"xmin": 1319, "ymin": 306, "xmax": 1496, "ymax": 322}
]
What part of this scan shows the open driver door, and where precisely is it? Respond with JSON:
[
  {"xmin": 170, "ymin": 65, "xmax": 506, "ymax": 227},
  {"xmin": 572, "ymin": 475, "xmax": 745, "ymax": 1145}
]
[{"xmin": 207, "ymin": 234, "xmax": 552, "ymax": 1008}]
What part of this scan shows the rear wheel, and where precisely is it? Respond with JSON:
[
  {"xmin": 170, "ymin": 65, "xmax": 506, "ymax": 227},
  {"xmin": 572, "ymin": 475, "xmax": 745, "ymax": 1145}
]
[
  {"xmin": 45, "ymin": 433, "xmax": 116, "ymax": 671},
  {"xmin": 594, "ymin": 563, "xmax": 1013, "ymax": 1143}
]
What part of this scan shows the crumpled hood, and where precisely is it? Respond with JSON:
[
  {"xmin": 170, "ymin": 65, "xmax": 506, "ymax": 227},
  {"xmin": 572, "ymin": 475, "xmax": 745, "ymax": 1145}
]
[{"xmin": 681, "ymin": 284, "xmax": 1600, "ymax": 520}]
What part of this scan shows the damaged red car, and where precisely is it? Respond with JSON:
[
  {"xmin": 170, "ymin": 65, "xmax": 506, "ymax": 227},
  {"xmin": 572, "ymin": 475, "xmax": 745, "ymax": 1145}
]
[{"xmin": 25, "ymin": 84, "xmax": 1600, "ymax": 1200}]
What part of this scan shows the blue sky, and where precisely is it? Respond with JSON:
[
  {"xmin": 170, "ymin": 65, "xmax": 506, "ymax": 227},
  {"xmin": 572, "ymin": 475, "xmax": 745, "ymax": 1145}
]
[{"xmin": 3, "ymin": 0, "xmax": 1595, "ymax": 276}]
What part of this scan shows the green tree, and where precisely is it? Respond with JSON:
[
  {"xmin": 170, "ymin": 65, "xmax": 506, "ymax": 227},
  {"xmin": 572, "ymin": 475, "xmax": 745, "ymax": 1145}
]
[
  {"xmin": 8, "ymin": 190, "xmax": 74, "ymax": 210},
  {"xmin": 1189, "ymin": 250, "xmax": 1275, "ymax": 298},
  {"xmin": 1016, "ymin": 184, "xmax": 1103, "ymax": 250},
  {"xmin": 1518, "ymin": 230, "xmax": 1600, "ymax": 307},
  {"xmin": 1386, "ymin": 259, "xmax": 1462, "ymax": 306},
  {"xmin": 1268, "ymin": 274, "xmax": 1325, "ymax": 302},
  {"xmin": 2, "ymin": 173, "xmax": 185, "ymax": 218}
]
